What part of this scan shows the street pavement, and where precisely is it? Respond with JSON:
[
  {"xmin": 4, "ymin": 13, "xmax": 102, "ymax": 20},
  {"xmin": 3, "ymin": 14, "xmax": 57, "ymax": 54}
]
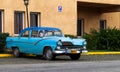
[
  {"xmin": 0, "ymin": 54, "xmax": 120, "ymax": 72},
  {"xmin": 0, "ymin": 60, "xmax": 120, "ymax": 72}
]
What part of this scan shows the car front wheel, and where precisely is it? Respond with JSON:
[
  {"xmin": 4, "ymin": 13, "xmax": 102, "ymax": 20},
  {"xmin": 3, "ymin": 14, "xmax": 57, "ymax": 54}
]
[{"xmin": 44, "ymin": 47, "xmax": 55, "ymax": 60}]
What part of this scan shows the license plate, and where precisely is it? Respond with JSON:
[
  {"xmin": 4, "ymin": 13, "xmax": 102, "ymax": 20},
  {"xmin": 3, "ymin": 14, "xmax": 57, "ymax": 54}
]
[{"xmin": 71, "ymin": 49, "xmax": 77, "ymax": 54}]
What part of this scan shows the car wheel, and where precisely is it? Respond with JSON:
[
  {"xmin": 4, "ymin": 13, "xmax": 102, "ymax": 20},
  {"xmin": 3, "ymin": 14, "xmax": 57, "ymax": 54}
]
[
  {"xmin": 44, "ymin": 47, "xmax": 55, "ymax": 60},
  {"xmin": 12, "ymin": 48, "xmax": 20, "ymax": 58},
  {"xmin": 69, "ymin": 54, "xmax": 81, "ymax": 60}
]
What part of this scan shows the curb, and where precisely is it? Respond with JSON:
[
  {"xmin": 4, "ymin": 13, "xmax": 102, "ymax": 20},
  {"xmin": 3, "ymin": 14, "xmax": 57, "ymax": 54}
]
[
  {"xmin": 82, "ymin": 52, "xmax": 120, "ymax": 55},
  {"xmin": 1, "ymin": 52, "xmax": 120, "ymax": 58},
  {"xmin": 0, "ymin": 54, "xmax": 13, "ymax": 58}
]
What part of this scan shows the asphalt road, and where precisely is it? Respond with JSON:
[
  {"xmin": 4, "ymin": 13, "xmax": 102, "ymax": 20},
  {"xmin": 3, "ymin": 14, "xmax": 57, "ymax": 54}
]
[
  {"xmin": 0, "ymin": 55, "xmax": 120, "ymax": 72},
  {"xmin": 0, "ymin": 60, "xmax": 120, "ymax": 72}
]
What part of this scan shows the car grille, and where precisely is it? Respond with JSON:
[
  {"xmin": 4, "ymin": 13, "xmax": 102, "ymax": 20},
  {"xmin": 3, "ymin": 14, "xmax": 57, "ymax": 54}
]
[
  {"xmin": 62, "ymin": 42, "xmax": 73, "ymax": 46},
  {"xmin": 61, "ymin": 42, "xmax": 83, "ymax": 49},
  {"xmin": 61, "ymin": 46, "xmax": 83, "ymax": 49}
]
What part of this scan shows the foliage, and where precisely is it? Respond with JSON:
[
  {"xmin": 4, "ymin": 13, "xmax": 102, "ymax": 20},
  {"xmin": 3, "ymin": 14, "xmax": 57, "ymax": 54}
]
[
  {"xmin": 83, "ymin": 28, "xmax": 120, "ymax": 51},
  {"xmin": 0, "ymin": 33, "xmax": 9, "ymax": 52},
  {"xmin": 64, "ymin": 34, "xmax": 77, "ymax": 38}
]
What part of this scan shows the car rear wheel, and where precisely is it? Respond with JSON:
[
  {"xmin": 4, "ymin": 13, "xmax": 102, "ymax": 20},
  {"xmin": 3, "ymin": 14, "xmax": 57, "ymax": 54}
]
[
  {"xmin": 12, "ymin": 48, "xmax": 20, "ymax": 58},
  {"xmin": 44, "ymin": 47, "xmax": 55, "ymax": 60},
  {"xmin": 69, "ymin": 54, "xmax": 81, "ymax": 60}
]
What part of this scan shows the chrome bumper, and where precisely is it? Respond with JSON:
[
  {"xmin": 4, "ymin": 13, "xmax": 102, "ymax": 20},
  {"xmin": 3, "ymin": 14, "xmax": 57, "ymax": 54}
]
[
  {"xmin": 54, "ymin": 50, "xmax": 81, "ymax": 54},
  {"xmin": 53, "ymin": 49, "xmax": 88, "ymax": 54},
  {"xmin": 82, "ymin": 50, "xmax": 88, "ymax": 53}
]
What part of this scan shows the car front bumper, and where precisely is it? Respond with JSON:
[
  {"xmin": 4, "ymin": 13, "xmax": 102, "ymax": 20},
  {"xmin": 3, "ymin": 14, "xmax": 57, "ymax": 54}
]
[
  {"xmin": 53, "ymin": 45, "xmax": 88, "ymax": 54},
  {"xmin": 53, "ymin": 49, "xmax": 88, "ymax": 55}
]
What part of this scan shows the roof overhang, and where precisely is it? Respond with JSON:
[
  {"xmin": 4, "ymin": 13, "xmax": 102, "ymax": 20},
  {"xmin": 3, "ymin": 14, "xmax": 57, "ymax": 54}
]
[{"xmin": 77, "ymin": 2, "xmax": 120, "ymax": 13}]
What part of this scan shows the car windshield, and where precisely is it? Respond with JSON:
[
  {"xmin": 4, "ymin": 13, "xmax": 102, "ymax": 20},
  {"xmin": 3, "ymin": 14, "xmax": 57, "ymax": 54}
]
[{"xmin": 45, "ymin": 30, "xmax": 63, "ymax": 37}]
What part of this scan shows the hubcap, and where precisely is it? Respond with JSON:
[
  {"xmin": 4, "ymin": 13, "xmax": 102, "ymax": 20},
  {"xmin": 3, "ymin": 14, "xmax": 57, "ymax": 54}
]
[
  {"xmin": 14, "ymin": 49, "xmax": 19, "ymax": 56},
  {"xmin": 46, "ymin": 49, "xmax": 52, "ymax": 59}
]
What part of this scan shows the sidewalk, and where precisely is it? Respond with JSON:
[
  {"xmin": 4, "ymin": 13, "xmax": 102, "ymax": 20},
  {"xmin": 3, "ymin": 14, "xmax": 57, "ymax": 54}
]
[
  {"xmin": 1, "ymin": 52, "xmax": 120, "ymax": 58},
  {"xmin": 0, "ymin": 54, "xmax": 13, "ymax": 58}
]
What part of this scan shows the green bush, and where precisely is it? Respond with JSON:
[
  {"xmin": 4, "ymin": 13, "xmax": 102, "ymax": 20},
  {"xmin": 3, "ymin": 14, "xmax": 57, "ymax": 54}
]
[
  {"xmin": 0, "ymin": 33, "xmax": 9, "ymax": 52},
  {"xmin": 64, "ymin": 34, "xmax": 77, "ymax": 38},
  {"xmin": 83, "ymin": 28, "xmax": 120, "ymax": 51},
  {"xmin": 83, "ymin": 29, "xmax": 99, "ymax": 50}
]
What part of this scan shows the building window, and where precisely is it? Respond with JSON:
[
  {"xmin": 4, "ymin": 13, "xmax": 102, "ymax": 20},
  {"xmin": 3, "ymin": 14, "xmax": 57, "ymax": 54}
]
[
  {"xmin": 77, "ymin": 19, "xmax": 84, "ymax": 36},
  {"xmin": 30, "ymin": 12, "xmax": 40, "ymax": 27},
  {"xmin": 0, "ymin": 10, "xmax": 4, "ymax": 32},
  {"xmin": 100, "ymin": 20, "xmax": 106, "ymax": 30},
  {"xmin": 14, "ymin": 11, "xmax": 24, "ymax": 34}
]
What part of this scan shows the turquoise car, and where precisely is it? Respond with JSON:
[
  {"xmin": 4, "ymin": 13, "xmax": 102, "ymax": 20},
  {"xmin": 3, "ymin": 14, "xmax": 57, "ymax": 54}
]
[{"xmin": 6, "ymin": 27, "xmax": 87, "ymax": 60}]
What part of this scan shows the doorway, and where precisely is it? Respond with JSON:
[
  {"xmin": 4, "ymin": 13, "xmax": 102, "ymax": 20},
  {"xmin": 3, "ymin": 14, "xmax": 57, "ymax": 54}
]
[
  {"xmin": 30, "ymin": 12, "xmax": 40, "ymax": 27},
  {"xmin": 77, "ymin": 19, "xmax": 84, "ymax": 36},
  {"xmin": 14, "ymin": 11, "xmax": 24, "ymax": 34}
]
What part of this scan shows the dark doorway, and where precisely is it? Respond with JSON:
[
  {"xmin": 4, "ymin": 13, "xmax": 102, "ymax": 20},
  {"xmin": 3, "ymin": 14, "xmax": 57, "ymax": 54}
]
[
  {"xmin": 77, "ymin": 19, "xmax": 84, "ymax": 36},
  {"xmin": 100, "ymin": 20, "xmax": 106, "ymax": 30},
  {"xmin": 14, "ymin": 11, "xmax": 24, "ymax": 34},
  {"xmin": 0, "ymin": 11, "xmax": 2, "ymax": 32},
  {"xmin": 30, "ymin": 12, "xmax": 40, "ymax": 27}
]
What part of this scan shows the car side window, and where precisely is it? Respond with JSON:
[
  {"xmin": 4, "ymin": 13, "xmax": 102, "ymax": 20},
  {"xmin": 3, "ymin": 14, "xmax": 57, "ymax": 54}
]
[
  {"xmin": 54, "ymin": 31, "xmax": 61, "ymax": 36},
  {"xmin": 45, "ymin": 31, "xmax": 53, "ymax": 37},
  {"xmin": 38, "ymin": 30, "xmax": 44, "ymax": 38},
  {"xmin": 21, "ymin": 30, "xmax": 29, "ymax": 37},
  {"xmin": 31, "ymin": 30, "xmax": 38, "ymax": 37}
]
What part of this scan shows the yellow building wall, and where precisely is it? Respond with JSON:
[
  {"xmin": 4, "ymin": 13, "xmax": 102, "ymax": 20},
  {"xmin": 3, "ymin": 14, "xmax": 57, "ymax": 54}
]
[
  {"xmin": 77, "ymin": 7, "xmax": 101, "ymax": 33},
  {"xmin": 101, "ymin": 12, "xmax": 120, "ymax": 29},
  {"xmin": 37, "ymin": 0, "xmax": 77, "ymax": 35},
  {"xmin": 0, "ymin": 0, "xmax": 77, "ymax": 35},
  {"xmin": 78, "ymin": 7, "xmax": 120, "ymax": 34},
  {"xmin": 77, "ymin": 0, "xmax": 120, "ymax": 5},
  {"xmin": 0, "ymin": 0, "xmax": 120, "ymax": 36},
  {"xmin": 0, "ymin": 0, "xmax": 25, "ymax": 35}
]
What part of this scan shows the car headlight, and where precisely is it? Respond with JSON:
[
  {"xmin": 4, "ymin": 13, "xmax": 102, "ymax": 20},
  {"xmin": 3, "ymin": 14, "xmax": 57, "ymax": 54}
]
[
  {"xmin": 83, "ymin": 46, "xmax": 86, "ymax": 49},
  {"xmin": 83, "ymin": 40, "xmax": 87, "ymax": 45},
  {"xmin": 56, "ymin": 46, "xmax": 61, "ymax": 50},
  {"xmin": 57, "ymin": 40, "xmax": 62, "ymax": 46}
]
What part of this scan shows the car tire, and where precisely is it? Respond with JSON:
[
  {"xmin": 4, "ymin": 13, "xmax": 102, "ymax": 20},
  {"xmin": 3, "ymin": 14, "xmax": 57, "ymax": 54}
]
[
  {"xmin": 44, "ymin": 47, "xmax": 55, "ymax": 60},
  {"xmin": 12, "ymin": 48, "xmax": 20, "ymax": 58},
  {"xmin": 69, "ymin": 54, "xmax": 81, "ymax": 60}
]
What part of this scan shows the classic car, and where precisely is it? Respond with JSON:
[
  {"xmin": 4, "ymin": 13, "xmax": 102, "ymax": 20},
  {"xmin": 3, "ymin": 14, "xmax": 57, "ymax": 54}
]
[{"xmin": 6, "ymin": 27, "xmax": 87, "ymax": 60}]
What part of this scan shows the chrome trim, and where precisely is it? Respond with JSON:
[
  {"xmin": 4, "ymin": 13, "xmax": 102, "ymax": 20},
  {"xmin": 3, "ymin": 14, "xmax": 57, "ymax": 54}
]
[
  {"xmin": 53, "ymin": 49, "xmax": 81, "ymax": 54},
  {"xmin": 82, "ymin": 50, "xmax": 88, "ymax": 53}
]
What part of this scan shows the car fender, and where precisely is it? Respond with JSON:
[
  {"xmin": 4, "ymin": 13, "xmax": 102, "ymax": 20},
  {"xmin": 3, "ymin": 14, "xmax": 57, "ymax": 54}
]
[{"xmin": 35, "ymin": 38, "xmax": 59, "ymax": 55}]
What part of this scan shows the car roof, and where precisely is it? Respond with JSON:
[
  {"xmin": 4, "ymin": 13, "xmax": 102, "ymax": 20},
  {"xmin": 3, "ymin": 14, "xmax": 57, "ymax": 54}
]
[{"xmin": 23, "ymin": 27, "xmax": 61, "ymax": 31}]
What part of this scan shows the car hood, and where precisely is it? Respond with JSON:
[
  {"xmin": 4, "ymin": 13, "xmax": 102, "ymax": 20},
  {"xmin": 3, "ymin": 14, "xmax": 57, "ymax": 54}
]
[{"xmin": 44, "ymin": 36, "xmax": 86, "ymax": 46}]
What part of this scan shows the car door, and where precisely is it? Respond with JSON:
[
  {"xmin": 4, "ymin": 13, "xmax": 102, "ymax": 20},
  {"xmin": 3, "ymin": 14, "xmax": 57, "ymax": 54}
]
[
  {"xmin": 27, "ymin": 30, "xmax": 44, "ymax": 54},
  {"xmin": 18, "ymin": 29, "xmax": 43, "ymax": 54},
  {"xmin": 18, "ymin": 30, "xmax": 31, "ymax": 53}
]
